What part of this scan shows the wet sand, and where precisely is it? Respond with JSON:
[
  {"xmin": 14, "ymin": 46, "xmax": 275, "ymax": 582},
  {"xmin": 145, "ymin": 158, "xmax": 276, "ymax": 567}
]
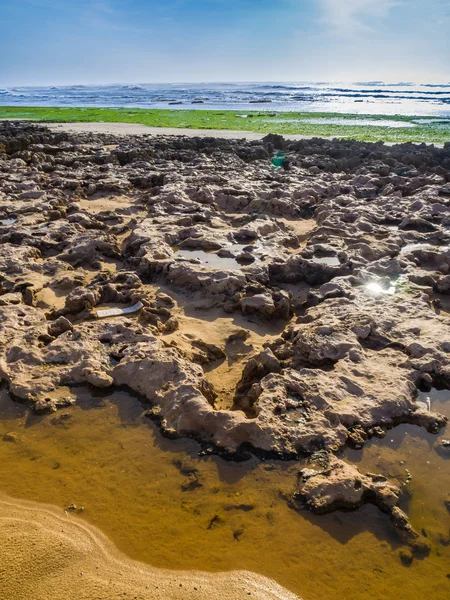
[
  {"xmin": 47, "ymin": 121, "xmax": 331, "ymax": 139},
  {"xmin": 0, "ymin": 493, "xmax": 299, "ymax": 600}
]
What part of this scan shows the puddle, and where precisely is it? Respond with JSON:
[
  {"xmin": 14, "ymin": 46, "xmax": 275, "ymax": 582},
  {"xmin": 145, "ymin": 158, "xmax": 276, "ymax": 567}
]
[
  {"xmin": 309, "ymin": 255, "xmax": 340, "ymax": 266},
  {"xmin": 412, "ymin": 118, "xmax": 450, "ymax": 125},
  {"xmin": 175, "ymin": 249, "xmax": 242, "ymax": 270},
  {"xmin": 1, "ymin": 386, "xmax": 450, "ymax": 600},
  {"xmin": 0, "ymin": 217, "xmax": 17, "ymax": 226},
  {"xmin": 343, "ymin": 387, "xmax": 450, "ymax": 563},
  {"xmin": 400, "ymin": 243, "xmax": 449, "ymax": 255},
  {"xmin": 261, "ymin": 118, "xmax": 417, "ymax": 129},
  {"xmin": 174, "ymin": 246, "xmax": 262, "ymax": 271},
  {"xmin": 417, "ymin": 387, "xmax": 450, "ymax": 413}
]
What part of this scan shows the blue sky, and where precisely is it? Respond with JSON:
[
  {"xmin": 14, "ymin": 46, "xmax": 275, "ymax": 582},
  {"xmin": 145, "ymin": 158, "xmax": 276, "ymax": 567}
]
[{"xmin": 0, "ymin": 0, "xmax": 449, "ymax": 85}]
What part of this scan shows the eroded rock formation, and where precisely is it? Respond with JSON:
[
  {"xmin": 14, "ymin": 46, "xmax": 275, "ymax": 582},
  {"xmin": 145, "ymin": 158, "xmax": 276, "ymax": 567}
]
[{"xmin": 1, "ymin": 122, "xmax": 450, "ymax": 553}]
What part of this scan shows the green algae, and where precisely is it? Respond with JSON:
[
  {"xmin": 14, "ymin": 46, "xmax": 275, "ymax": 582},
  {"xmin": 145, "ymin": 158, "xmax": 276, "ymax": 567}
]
[{"xmin": 0, "ymin": 106, "xmax": 449, "ymax": 143}]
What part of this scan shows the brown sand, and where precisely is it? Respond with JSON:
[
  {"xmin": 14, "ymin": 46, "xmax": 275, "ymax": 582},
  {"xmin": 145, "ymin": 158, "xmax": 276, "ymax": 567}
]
[{"xmin": 0, "ymin": 494, "xmax": 300, "ymax": 600}]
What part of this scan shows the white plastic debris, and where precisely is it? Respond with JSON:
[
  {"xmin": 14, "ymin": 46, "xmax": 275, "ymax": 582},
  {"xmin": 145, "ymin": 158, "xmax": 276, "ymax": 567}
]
[{"xmin": 95, "ymin": 301, "xmax": 143, "ymax": 318}]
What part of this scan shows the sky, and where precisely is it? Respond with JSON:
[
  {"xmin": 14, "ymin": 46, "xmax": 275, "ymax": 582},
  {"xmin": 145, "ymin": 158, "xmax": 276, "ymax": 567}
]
[{"xmin": 0, "ymin": 0, "xmax": 449, "ymax": 85}]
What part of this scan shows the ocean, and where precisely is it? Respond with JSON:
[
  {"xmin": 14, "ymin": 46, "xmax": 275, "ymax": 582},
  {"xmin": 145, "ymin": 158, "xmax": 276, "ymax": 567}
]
[{"xmin": 1, "ymin": 82, "xmax": 450, "ymax": 117}]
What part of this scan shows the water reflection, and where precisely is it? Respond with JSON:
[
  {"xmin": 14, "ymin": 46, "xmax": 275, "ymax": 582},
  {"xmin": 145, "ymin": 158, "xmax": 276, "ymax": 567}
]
[
  {"xmin": 344, "ymin": 387, "xmax": 450, "ymax": 567},
  {"xmin": 309, "ymin": 255, "xmax": 340, "ymax": 266},
  {"xmin": 365, "ymin": 281, "xmax": 396, "ymax": 295},
  {"xmin": 0, "ymin": 217, "xmax": 17, "ymax": 226},
  {"xmin": 0, "ymin": 386, "xmax": 449, "ymax": 600},
  {"xmin": 174, "ymin": 248, "xmax": 243, "ymax": 270}
]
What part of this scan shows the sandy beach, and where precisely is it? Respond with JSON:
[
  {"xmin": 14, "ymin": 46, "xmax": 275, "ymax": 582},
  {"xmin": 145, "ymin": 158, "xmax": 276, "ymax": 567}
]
[
  {"xmin": 46, "ymin": 121, "xmax": 328, "ymax": 140},
  {"xmin": 0, "ymin": 493, "xmax": 299, "ymax": 600}
]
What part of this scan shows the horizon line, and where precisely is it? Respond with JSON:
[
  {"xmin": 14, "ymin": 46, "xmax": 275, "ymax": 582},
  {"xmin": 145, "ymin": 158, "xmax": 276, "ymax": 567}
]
[{"xmin": 2, "ymin": 79, "xmax": 450, "ymax": 89}]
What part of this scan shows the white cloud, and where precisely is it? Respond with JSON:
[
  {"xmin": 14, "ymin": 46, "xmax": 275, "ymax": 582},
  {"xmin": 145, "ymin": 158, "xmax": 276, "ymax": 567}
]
[{"xmin": 318, "ymin": 0, "xmax": 398, "ymax": 34}]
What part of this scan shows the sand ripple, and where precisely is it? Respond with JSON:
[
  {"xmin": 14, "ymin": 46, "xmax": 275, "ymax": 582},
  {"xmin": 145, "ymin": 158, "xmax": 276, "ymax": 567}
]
[{"xmin": 0, "ymin": 494, "xmax": 300, "ymax": 600}]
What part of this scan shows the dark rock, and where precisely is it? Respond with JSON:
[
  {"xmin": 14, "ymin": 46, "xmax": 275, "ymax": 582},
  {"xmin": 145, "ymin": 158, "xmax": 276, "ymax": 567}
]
[{"xmin": 399, "ymin": 549, "xmax": 414, "ymax": 566}]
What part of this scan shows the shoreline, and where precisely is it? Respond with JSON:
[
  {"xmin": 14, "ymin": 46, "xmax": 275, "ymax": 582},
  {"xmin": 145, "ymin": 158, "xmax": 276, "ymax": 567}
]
[
  {"xmin": 0, "ymin": 105, "xmax": 449, "ymax": 143},
  {"xmin": 46, "ymin": 121, "xmax": 334, "ymax": 140},
  {"xmin": 1, "ymin": 120, "xmax": 445, "ymax": 147},
  {"xmin": 0, "ymin": 492, "xmax": 300, "ymax": 600}
]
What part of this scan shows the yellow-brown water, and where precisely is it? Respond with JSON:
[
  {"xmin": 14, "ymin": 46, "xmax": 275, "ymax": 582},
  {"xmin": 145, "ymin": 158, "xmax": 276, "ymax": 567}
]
[{"xmin": 1, "ymin": 386, "xmax": 449, "ymax": 600}]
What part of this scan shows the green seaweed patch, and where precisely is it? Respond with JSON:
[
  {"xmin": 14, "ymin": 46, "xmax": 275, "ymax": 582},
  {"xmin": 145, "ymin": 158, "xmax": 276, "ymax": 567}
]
[{"xmin": 0, "ymin": 106, "xmax": 448, "ymax": 143}]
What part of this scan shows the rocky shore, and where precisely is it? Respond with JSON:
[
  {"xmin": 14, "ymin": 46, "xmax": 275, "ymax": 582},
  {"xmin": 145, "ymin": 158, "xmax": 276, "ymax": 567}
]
[{"xmin": 1, "ymin": 122, "xmax": 450, "ymax": 557}]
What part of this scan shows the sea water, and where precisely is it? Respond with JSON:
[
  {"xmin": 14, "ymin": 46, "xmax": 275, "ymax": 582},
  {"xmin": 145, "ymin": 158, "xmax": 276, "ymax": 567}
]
[{"xmin": 1, "ymin": 81, "xmax": 450, "ymax": 117}]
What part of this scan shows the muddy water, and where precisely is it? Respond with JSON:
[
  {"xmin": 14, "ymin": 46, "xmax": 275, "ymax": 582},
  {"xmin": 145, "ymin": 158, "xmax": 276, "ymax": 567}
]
[{"xmin": 1, "ymin": 387, "xmax": 449, "ymax": 600}]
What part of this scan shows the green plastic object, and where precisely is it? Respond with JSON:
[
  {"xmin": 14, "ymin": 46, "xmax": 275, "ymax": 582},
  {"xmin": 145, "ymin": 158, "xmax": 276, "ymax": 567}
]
[{"xmin": 271, "ymin": 152, "xmax": 286, "ymax": 168}]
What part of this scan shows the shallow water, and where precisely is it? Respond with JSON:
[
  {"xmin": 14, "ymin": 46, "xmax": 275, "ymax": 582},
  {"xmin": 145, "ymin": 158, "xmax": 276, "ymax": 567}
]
[
  {"xmin": 0, "ymin": 217, "xmax": 17, "ymax": 226},
  {"xmin": 400, "ymin": 243, "xmax": 449, "ymax": 255},
  {"xmin": 412, "ymin": 118, "xmax": 450, "ymax": 125},
  {"xmin": 0, "ymin": 386, "xmax": 449, "ymax": 600},
  {"xmin": 265, "ymin": 118, "xmax": 417, "ymax": 128},
  {"xmin": 309, "ymin": 255, "xmax": 340, "ymax": 266},
  {"xmin": 2, "ymin": 82, "xmax": 450, "ymax": 117},
  {"xmin": 175, "ymin": 249, "xmax": 243, "ymax": 270},
  {"xmin": 344, "ymin": 387, "xmax": 450, "ymax": 550},
  {"xmin": 174, "ymin": 246, "xmax": 261, "ymax": 271}
]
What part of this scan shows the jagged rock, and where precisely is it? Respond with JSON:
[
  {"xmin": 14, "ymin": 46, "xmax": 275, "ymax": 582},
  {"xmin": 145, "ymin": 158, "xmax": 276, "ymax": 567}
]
[
  {"xmin": 63, "ymin": 286, "xmax": 101, "ymax": 313},
  {"xmin": 399, "ymin": 549, "xmax": 414, "ymax": 566},
  {"xmin": 2, "ymin": 122, "xmax": 450, "ymax": 545},
  {"xmin": 296, "ymin": 454, "xmax": 401, "ymax": 514},
  {"xmin": 295, "ymin": 454, "xmax": 430, "ymax": 554},
  {"xmin": 190, "ymin": 339, "xmax": 226, "ymax": 363},
  {"xmin": 240, "ymin": 293, "xmax": 275, "ymax": 317},
  {"xmin": 48, "ymin": 316, "xmax": 73, "ymax": 337}
]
